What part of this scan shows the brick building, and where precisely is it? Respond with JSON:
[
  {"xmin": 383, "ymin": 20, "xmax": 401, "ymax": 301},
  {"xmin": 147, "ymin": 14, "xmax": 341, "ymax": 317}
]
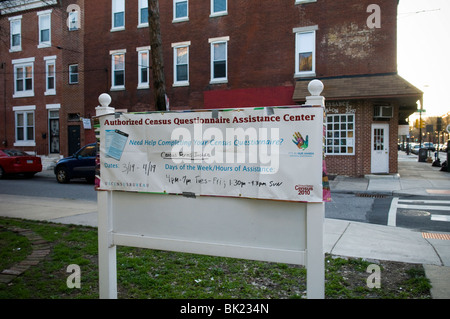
[
  {"xmin": 0, "ymin": 0, "xmax": 85, "ymax": 160},
  {"xmin": 1, "ymin": 0, "xmax": 422, "ymax": 176}
]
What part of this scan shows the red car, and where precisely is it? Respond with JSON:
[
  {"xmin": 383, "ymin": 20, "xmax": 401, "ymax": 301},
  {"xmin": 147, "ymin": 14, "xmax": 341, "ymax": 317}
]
[{"xmin": 0, "ymin": 149, "xmax": 42, "ymax": 179}]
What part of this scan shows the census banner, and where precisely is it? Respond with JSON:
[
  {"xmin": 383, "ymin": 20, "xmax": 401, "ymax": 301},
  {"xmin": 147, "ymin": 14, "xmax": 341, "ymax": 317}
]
[{"xmin": 97, "ymin": 106, "xmax": 324, "ymax": 202}]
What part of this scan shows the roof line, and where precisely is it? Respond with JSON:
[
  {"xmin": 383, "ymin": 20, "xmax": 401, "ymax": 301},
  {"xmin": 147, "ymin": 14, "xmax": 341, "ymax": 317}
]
[{"xmin": 295, "ymin": 72, "xmax": 399, "ymax": 82}]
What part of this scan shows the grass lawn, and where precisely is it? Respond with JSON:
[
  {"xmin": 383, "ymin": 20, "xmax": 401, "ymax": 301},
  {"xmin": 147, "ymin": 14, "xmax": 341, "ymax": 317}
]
[{"xmin": 0, "ymin": 217, "xmax": 431, "ymax": 300}]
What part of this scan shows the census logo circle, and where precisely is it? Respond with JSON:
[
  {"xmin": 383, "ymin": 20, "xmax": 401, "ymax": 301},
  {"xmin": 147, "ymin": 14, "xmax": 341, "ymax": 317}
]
[{"xmin": 295, "ymin": 185, "xmax": 313, "ymax": 196}]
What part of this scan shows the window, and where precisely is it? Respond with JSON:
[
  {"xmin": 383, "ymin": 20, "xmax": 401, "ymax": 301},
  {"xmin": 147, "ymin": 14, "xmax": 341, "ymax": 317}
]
[
  {"xmin": 112, "ymin": 0, "xmax": 125, "ymax": 31},
  {"xmin": 38, "ymin": 10, "xmax": 52, "ymax": 48},
  {"xmin": 69, "ymin": 64, "xmax": 79, "ymax": 84},
  {"xmin": 68, "ymin": 10, "xmax": 79, "ymax": 30},
  {"xmin": 138, "ymin": 0, "xmax": 148, "ymax": 27},
  {"xmin": 137, "ymin": 47, "xmax": 150, "ymax": 88},
  {"xmin": 14, "ymin": 106, "xmax": 36, "ymax": 146},
  {"xmin": 294, "ymin": 26, "xmax": 317, "ymax": 77},
  {"xmin": 325, "ymin": 114, "xmax": 355, "ymax": 155},
  {"xmin": 110, "ymin": 50, "xmax": 126, "ymax": 90},
  {"xmin": 172, "ymin": 42, "xmax": 190, "ymax": 86},
  {"xmin": 209, "ymin": 37, "xmax": 229, "ymax": 83},
  {"xmin": 9, "ymin": 16, "xmax": 22, "ymax": 52},
  {"xmin": 13, "ymin": 58, "xmax": 34, "ymax": 98},
  {"xmin": 211, "ymin": 0, "xmax": 227, "ymax": 16},
  {"xmin": 44, "ymin": 56, "xmax": 56, "ymax": 95},
  {"xmin": 174, "ymin": 0, "xmax": 188, "ymax": 22}
]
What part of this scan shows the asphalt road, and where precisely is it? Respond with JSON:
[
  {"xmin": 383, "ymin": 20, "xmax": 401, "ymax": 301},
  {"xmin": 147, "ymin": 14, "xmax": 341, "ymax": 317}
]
[
  {"xmin": 0, "ymin": 169, "xmax": 97, "ymax": 202},
  {"xmin": 1, "ymin": 169, "xmax": 449, "ymax": 233}
]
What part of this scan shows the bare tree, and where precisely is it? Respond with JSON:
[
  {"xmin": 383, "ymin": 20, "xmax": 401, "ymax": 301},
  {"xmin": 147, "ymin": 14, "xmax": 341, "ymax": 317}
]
[{"xmin": 147, "ymin": 0, "xmax": 167, "ymax": 111}]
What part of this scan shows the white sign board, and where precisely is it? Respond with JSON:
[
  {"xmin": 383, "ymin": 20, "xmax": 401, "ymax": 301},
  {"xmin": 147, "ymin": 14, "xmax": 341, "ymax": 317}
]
[
  {"xmin": 96, "ymin": 101, "xmax": 326, "ymax": 300},
  {"xmin": 97, "ymin": 106, "xmax": 324, "ymax": 202}
]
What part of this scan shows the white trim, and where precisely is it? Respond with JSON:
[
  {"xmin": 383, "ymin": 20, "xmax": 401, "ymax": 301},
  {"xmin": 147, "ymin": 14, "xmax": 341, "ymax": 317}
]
[
  {"xmin": 173, "ymin": 0, "xmax": 189, "ymax": 23},
  {"xmin": 171, "ymin": 41, "xmax": 191, "ymax": 48},
  {"xmin": 109, "ymin": 49, "xmax": 126, "ymax": 55},
  {"xmin": 137, "ymin": 49, "xmax": 150, "ymax": 89},
  {"xmin": 173, "ymin": 43, "xmax": 190, "ymax": 87},
  {"xmin": 292, "ymin": 25, "xmax": 319, "ymax": 33},
  {"xmin": 208, "ymin": 36, "xmax": 229, "ymax": 43},
  {"xmin": 138, "ymin": 0, "xmax": 149, "ymax": 28},
  {"xmin": 44, "ymin": 55, "xmax": 57, "ymax": 61},
  {"xmin": 295, "ymin": 0, "xmax": 317, "ymax": 4},
  {"xmin": 210, "ymin": 0, "xmax": 227, "ymax": 17},
  {"xmin": 209, "ymin": 37, "xmax": 228, "ymax": 84},
  {"xmin": 13, "ymin": 105, "xmax": 36, "ymax": 111},
  {"xmin": 37, "ymin": 9, "xmax": 52, "ymax": 16},
  {"xmin": 46, "ymin": 104, "xmax": 61, "ymax": 110},
  {"xmin": 12, "ymin": 57, "xmax": 35, "ymax": 64},
  {"xmin": 111, "ymin": 51, "xmax": 126, "ymax": 90},
  {"xmin": 136, "ymin": 46, "xmax": 151, "ymax": 51},
  {"xmin": 294, "ymin": 27, "xmax": 317, "ymax": 78},
  {"xmin": 44, "ymin": 57, "xmax": 56, "ymax": 96},
  {"xmin": 9, "ymin": 16, "xmax": 22, "ymax": 52},
  {"xmin": 111, "ymin": 0, "xmax": 125, "ymax": 32},
  {"xmin": 12, "ymin": 59, "xmax": 35, "ymax": 98}
]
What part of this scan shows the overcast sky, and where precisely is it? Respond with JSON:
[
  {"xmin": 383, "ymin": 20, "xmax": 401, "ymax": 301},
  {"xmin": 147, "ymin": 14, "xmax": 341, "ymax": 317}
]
[{"xmin": 397, "ymin": 0, "xmax": 450, "ymax": 118}]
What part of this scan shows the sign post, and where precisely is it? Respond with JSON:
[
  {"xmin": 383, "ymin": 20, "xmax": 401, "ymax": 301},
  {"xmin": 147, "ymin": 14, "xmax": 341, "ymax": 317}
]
[{"xmin": 96, "ymin": 80, "xmax": 327, "ymax": 299}]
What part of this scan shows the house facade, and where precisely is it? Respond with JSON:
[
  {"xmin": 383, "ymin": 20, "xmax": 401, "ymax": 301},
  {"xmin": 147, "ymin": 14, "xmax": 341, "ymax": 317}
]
[
  {"xmin": 0, "ymin": 0, "xmax": 85, "ymax": 160},
  {"xmin": 1, "ymin": 0, "xmax": 422, "ymax": 176}
]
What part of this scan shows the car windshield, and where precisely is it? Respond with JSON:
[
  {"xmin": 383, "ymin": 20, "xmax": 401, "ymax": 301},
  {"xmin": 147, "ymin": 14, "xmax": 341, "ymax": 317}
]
[
  {"xmin": 77, "ymin": 145, "xmax": 96, "ymax": 157},
  {"xmin": 3, "ymin": 149, "xmax": 29, "ymax": 157}
]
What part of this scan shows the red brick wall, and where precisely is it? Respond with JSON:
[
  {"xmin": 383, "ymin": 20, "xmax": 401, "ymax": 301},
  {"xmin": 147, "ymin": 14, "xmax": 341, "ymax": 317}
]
[
  {"xmin": 325, "ymin": 99, "xmax": 399, "ymax": 176},
  {"xmin": 83, "ymin": 0, "xmax": 399, "ymax": 115},
  {"xmin": 0, "ymin": 1, "xmax": 86, "ymax": 156}
]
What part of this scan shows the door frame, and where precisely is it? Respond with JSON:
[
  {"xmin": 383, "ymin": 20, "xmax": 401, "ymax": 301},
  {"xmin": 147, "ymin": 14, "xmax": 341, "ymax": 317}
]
[{"xmin": 371, "ymin": 123, "xmax": 389, "ymax": 173}]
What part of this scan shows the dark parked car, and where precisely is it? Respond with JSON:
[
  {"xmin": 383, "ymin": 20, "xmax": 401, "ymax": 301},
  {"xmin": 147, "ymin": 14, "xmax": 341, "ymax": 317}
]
[
  {"xmin": 54, "ymin": 143, "xmax": 96, "ymax": 183},
  {"xmin": 0, "ymin": 149, "xmax": 42, "ymax": 179}
]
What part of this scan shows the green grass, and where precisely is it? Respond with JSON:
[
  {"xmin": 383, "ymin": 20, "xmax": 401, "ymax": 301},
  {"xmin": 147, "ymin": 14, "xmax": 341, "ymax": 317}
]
[{"xmin": 0, "ymin": 217, "xmax": 431, "ymax": 299}]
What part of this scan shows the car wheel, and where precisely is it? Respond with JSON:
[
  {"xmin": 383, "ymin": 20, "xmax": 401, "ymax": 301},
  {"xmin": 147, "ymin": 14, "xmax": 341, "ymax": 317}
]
[
  {"xmin": 0, "ymin": 166, "xmax": 4, "ymax": 179},
  {"xmin": 56, "ymin": 167, "xmax": 70, "ymax": 183}
]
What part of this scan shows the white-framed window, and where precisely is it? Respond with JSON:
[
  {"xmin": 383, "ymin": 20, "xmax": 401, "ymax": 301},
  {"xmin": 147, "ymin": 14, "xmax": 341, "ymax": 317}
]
[
  {"xmin": 38, "ymin": 10, "xmax": 52, "ymax": 48},
  {"xmin": 173, "ymin": 0, "xmax": 188, "ymax": 22},
  {"xmin": 69, "ymin": 64, "xmax": 79, "ymax": 84},
  {"xmin": 9, "ymin": 16, "xmax": 22, "ymax": 52},
  {"xmin": 172, "ymin": 42, "xmax": 190, "ymax": 86},
  {"xmin": 13, "ymin": 106, "xmax": 36, "ymax": 147},
  {"xmin": 294, "ymin": 26, "xmax": 317, "ymax": 78},
  {"xmin": 13, "ymin": 57, "xmax": 34, "ymax": 98},
  {"xmin": 111, "ymin": 0, "xmax": 125, "ymax": 31},
  {"xmin": 137, "ymin": 46, "xmax": 150, "ymax": 89},
  {"xmin": 138, "ymin": 0, "xmax": 148, "ymax": 27},
  {"xmin": 44, "ymin": 56, "xmax": 56, "ymax": 95},
  {"xmin": 325, "ymin": 114, "xmax": 355, "ymax": 155},
  {"xmin": 209, "ymin": 37, "xmax": 229, "ymax": 84},
  {"xmin": 211, "ymin": 0, "xmax": 227, "ymax": 17},
  {"xmin": 110, "ymin": 49, "xmax": 126, "ymax": 90},
  {"xmin": 68, "ymin": 9, "xmax": 79, "ymax": 31}
]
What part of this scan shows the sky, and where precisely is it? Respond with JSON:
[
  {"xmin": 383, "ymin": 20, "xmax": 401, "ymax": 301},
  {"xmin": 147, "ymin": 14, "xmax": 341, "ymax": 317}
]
[{"xmin": 397, "ymin": 0, "xmax": 450, "ymax": 118}]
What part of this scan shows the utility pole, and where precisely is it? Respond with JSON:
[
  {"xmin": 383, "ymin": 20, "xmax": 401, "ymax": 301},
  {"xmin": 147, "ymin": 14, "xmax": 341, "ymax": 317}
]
[{"xmin": 147, "ymin": 0, "xmax": 167, "ymax": 111}]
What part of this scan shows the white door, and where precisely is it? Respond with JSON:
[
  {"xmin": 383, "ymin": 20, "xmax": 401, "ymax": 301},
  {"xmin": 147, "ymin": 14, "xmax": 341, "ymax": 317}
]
[{"xmin": 371, "ymin": 124, "xmax": 389, "ymax": 173}]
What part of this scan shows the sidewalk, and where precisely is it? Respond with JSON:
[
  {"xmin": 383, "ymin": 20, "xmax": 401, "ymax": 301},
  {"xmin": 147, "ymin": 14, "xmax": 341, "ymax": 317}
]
[
  {"xmin": 327, "ymin": 151, "xmax": 450, "ymax": 298},
  {"xmin": 0, "ymin": 150, "xmax": 449, "ymax": 298}
]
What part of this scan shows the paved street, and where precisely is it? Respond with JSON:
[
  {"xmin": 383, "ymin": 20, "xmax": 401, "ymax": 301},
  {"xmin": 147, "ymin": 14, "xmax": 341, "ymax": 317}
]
[{"xmin": 0, "ymin": 150, "xmax": 449, "ymax": 233}]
